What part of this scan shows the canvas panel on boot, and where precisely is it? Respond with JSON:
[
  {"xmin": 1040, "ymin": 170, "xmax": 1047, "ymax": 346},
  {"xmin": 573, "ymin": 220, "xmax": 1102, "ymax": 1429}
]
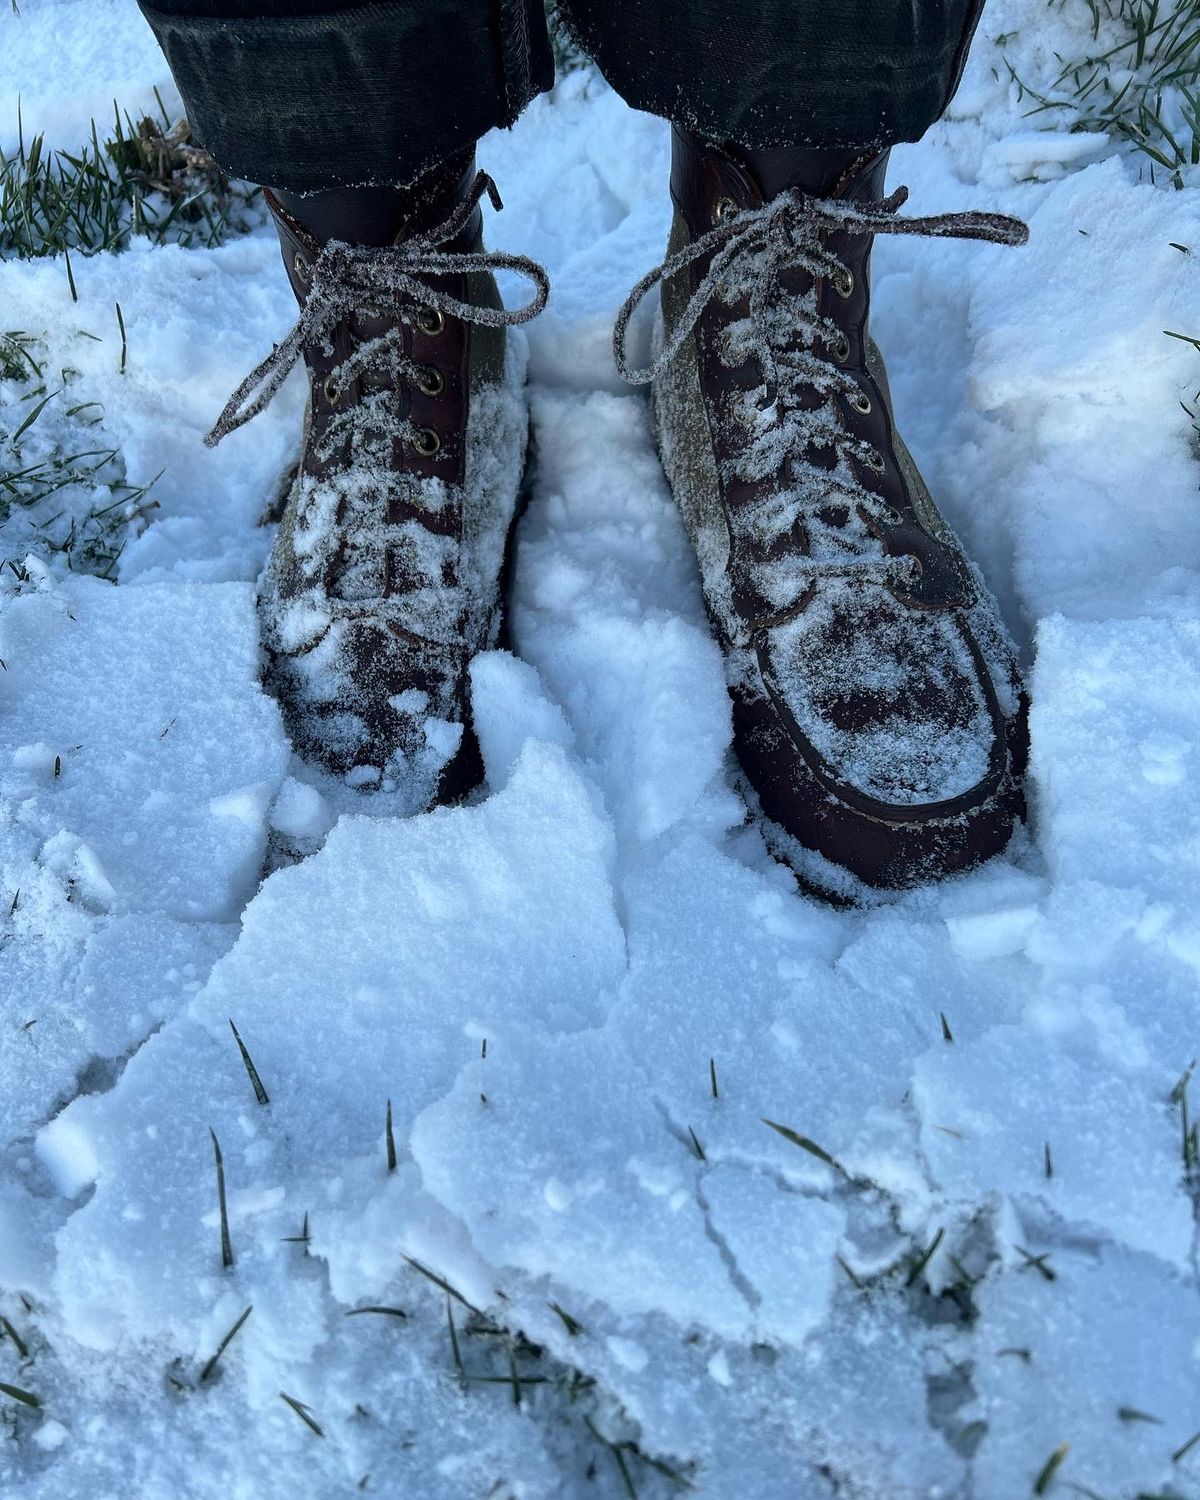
[
  {"xmin": 615, "ymin": 130, "xmax": 1029, "ymax": 892},
  {"xmin": 206, "ymin": 163, "xmax": 548, "ymax": 812}
]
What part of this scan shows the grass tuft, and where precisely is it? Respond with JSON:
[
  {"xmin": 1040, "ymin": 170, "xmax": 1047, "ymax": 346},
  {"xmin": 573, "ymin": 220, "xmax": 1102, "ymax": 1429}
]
[
  {"xmin": 1003, "ymin": 0, "xmax": 1200, "ymax": 187},
  {"xmin": 1, "ymin": 333, "xmax": 159, "ymax": 576},
  {"xmin": 0, "ymin": 103, "xmax": 262, "ymax": 258}
]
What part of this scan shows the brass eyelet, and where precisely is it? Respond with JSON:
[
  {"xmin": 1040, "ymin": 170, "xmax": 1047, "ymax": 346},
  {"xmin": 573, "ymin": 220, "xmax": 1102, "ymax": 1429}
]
[
  {"xmin": 415, "ymin": 365, "xmax": 444, "ymax": 397},
  {"xmin": 909, "ymin": 556, "xmax": 924, "ymax": 579},
  {"xmin": 322, "ymin": 372, "xmax": 341, "ymax": 406},
  {"xmin": 851, "ymin": 391, "xmax": 872, "ymax": 415},
  {"xmin": 886, "ymin": 506, "xmax": 903, "ymax": 525},
  {"xmin": 832, "ymin": 333, "xmax": 850, "ymax": 363},
  {"xmin": 294, "ymin": 254, "xmax": 311, "ymax": 285},
  {"xmin": 416, "ymin": 307, "xmax": 445, "ymax": 337},
  {"xmin": 863, "ymin": 449, "xmax": 885, "ymax": 473},
  {"xmin": 714, "ymin": 195, "xmax": 738, "ymax": 224},
  {"xmin": 411, "ymin": 427, "xmax": 441, "ymax": 457},
  {"xmin": 833, "ymin": 269, "xmax": 854, "ymax": 299}
]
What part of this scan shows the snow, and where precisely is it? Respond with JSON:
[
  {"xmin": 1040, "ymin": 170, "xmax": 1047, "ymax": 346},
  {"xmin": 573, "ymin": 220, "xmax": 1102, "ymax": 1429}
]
[
  {"xmin": 3, "ymin": 2, "xmax": 1200, "ymax": 1497},
  {"xmin": 0, "ymin": 575, "xmax": 289, "ymax": 919}
]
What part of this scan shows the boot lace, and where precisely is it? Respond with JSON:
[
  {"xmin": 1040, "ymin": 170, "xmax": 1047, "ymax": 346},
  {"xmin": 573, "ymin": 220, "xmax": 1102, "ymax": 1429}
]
[
  {"xmin": 205, "ymin": 171, "xmax": 550, "ymax": 452},
  {"xmin": 613, "ymin": 184, "xmax": 1027, "ymax": 615}
]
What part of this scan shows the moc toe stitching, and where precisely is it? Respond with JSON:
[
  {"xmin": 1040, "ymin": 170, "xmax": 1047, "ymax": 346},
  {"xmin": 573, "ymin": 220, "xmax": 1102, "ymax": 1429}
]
[{"xmin": 755, "ymin": 608, "xmax": 1014, "ymax": 827}]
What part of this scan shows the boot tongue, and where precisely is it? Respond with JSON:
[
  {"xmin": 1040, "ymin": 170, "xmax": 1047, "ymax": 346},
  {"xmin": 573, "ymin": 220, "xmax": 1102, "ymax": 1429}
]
[
  {"xmin": 735, "ymin": 145, "xmax": 864, "ymax": 201},
  {"xmin": 270, "ymin": 150, "xmax": 477, "ymax": 248},
  {"xmin": 734, "ymin": 144, "xmax": 890, "ymax": 204}
]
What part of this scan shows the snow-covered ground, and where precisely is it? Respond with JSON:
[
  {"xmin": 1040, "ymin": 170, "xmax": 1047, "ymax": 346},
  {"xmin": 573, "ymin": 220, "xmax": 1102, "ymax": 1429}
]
[{"xmin": 3, "ymin": 2, "xmax": 1200, "ymax": 1495}]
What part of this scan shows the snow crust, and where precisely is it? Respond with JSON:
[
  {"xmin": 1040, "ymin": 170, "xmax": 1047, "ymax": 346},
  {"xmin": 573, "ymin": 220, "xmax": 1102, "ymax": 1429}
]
[{"xmin": 3, "ymin": 3, "xmax": 1200, "ymax": 1497}]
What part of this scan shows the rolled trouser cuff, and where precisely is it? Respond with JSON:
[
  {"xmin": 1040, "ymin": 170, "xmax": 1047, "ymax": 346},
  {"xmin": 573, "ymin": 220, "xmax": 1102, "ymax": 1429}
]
[
  {"xmin": 138, "ymin": 0, "xmax": 554, "ymax": 191},
  {"xmin": 558, "ymin": 0, "xmax": 985, "ymax": 152}
]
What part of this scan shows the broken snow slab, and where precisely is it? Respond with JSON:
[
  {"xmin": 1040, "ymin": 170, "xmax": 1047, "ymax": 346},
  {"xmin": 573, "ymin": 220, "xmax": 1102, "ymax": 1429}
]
[
  {"xmin": 37, "ymin": 740, "xmax": 625, "ymax": 1350},
  {"xmin": 0, "ymin": 574, "xmax": 289, "ymax": 921}
]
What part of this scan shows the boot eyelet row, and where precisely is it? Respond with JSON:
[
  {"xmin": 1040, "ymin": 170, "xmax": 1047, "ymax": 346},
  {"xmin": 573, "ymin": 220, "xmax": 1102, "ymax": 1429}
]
[
  {"xmin": 415, "ymin": 366, "xmax": 445, "ymax": 397},
  {"xmin": 322, "ymin": 372, "xmax": 341, "ymax": 407},
  {"xmin": 714, "ymin": 196, "xmax": 738, "ymax": 224},
  {"xmin": 850, "ymin": 391, "xmax": 871, "ymax": 415},
  {"xmin": 411, "ymin": 427, "xmax": 441, "ymax": 457},
  {"xmin": 416, "ymin": 307, "xmax": 445, "ymax": 337},
  {"xmin": 833, "ymin": 269, "xmax": 854, "ymax": 299}
]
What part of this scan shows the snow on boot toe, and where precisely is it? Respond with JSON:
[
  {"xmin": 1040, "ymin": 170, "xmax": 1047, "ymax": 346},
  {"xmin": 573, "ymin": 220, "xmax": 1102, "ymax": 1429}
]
[{"xmin": 208, "ymin": 163, "xmax": 548, "ymax": 809}]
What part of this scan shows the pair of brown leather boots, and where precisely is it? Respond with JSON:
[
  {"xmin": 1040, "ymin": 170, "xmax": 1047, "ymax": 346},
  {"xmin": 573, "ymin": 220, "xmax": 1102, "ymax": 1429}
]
[{"xmin": 208, "ymin": 130, "xmax": 1029, "ymax": 894}]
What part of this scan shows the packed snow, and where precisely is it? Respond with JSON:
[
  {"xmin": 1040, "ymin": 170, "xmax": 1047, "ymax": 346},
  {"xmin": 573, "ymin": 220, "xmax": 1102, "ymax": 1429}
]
[{"xmin": 3, "ymin": 1, "xmax": 1200, "ymax": 1496}]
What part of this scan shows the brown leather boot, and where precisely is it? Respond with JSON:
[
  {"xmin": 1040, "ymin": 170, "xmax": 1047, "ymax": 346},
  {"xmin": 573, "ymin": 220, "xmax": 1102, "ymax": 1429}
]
[
  {"xmin": 206, "ymin": 158, "xmax": 548, "ymax": 807},
  {"xmin": 615, "ymin": 128, "xmax": 1029, "ymax": 892}
]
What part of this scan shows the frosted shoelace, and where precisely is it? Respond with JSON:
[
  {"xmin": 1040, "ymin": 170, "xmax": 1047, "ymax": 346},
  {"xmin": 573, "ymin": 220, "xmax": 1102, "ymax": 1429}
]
[
  {"xmin": 613, "ymin": 184, "xmax": 1027, "ymax": 613},
  {"xmin": 205, "ymin": 171, "xmax": 550, "ymax": 451}
]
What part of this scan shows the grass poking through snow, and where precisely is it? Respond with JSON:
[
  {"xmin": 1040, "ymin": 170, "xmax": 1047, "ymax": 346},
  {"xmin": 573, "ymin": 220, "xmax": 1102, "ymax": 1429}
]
[
  {"xmin": 761, "ymin": 1118, "xmax": 847, "ymax": 1175},
  {"xmin": 1033, "ymin": 1438, "xmax": 1070, "ymax": 1494},
  {"xmin": 1003, "ymin": 0, "xmax": 1200, "ymax": 186},
  {"xmin": 0, "ymin": 97, "xmax": 262, "ymax": 258},
  {"xmin": 198, "ymin": 1305, "xmax": 252, "ymax": 1384},
  {"xmin": 209, "ymin": 1127, "xmax": 234, "ymax": 1270},
  {"xmin": 0, "ymin": 1317, "xmax": 29, "ymax": 1359},
  {"xmin": 279, "ymin": 1391, "xmax": 324, "ymax": 1438},
  {"xmin": 0, "ymin": 1382, "xmax": 39, "ymax": 1410},
  {"xmin": 0, "ymin": 331, "xmax": 159, "ymax": 576},
  {"xmin": 906, "ymin": 1227, "xmax": 946, "ymax": 1288},
  {"xmin": 229, "ymin": 1019, "xmax": 270, "ymax": 1107},
  {"xmin": 346, "ymin": 1304, "xmax": 408, "ymax": 1322},
  {"xmin": 385, "ymin": 1099, "xmax": 397, "ymax": 1173}
]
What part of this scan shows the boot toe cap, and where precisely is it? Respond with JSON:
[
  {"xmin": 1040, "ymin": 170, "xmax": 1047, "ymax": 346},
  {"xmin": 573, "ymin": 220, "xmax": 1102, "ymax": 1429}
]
[{"xmin": 747, "ymin": 594, "xmax": 1026, "ymax": 889}]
